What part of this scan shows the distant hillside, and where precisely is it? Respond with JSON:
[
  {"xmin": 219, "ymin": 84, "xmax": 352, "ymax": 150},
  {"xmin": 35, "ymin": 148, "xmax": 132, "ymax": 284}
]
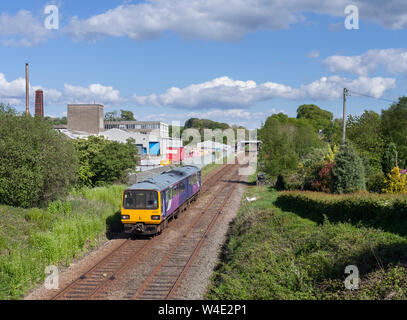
[
  {"xmin": 180, "ymin": 118, "xmax": 249, "ymax": 144},
  {"xmin": 184, "ymin": 118, "xmax": 231, "ymax": 131}
]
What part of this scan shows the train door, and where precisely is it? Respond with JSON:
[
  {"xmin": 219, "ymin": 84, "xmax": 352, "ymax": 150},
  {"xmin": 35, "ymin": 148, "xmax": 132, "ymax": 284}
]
[{"xmin": 161, "ymin": 192, "xmax": 166, "ymax": 218}]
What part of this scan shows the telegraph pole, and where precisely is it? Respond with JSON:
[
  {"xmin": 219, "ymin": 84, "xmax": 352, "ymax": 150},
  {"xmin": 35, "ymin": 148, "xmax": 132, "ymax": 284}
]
[
  {"xmin": 342, "ymin": 88, "xmax": 349, "ymax": 144},
  {"xmin": 25, "ymin": 63, "xmax": 29, "ymax": 116}
]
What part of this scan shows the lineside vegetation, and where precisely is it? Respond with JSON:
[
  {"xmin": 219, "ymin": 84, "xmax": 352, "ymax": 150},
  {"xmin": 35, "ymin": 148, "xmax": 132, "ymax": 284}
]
[{"xmin": 207, "ymin": 184, "xmax": 407, "ymax": 300}]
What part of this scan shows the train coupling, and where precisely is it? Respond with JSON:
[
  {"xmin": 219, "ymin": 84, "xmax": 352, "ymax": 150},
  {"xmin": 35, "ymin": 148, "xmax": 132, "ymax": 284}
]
[{"xmin": 135, "ymin": 223, "xmax": 145, "ymax": 233}]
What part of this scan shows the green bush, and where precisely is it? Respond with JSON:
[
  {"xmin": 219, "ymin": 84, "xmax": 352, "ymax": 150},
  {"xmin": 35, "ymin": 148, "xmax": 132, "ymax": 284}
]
[
  {"xmin": 275, "ymin": 191, "xmax": 407, "ymax": 236},
  {"xmin": 366, "ymin": 171, "xmax": 386, "ymax": 193},
  {"xmin": 73, "ymin": 136, "xmax": 139, "ymax": 187},
  {"xmin": 0, "ymin": 112, "xmax": 78, "ymax": 208},
  {"xmin": 332, "ymin": 142, "xmax": 366, "ymax": 194},
  {"xmin": 207, "ymin": 187, "xmax": 407, "ymax": 300}
]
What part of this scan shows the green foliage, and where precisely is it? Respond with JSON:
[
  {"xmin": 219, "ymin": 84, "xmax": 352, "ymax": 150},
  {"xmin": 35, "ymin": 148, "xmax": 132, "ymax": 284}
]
[
  {"xmin": 276, "ymin": 191, "xmax": 407, "ymax": 235},
  {"xmin": 366, "ymin": 171, "xmax": 386, "ymax": 193},
  {"xmin": 332, "ymin": 142, "xmax": 366, "ymax": 194},
  {"xmin": 207, "ymin": 186, "xmax": 407, "ymax": 300},
  {"xmin": 382, "ymin": 143, "xmax": 398, "ymax": 175},
  {"xmin": 120, "ymin": 109, "xmax": 136, "ymax": 121},
  {"xmin": 347, "ymin": 111, "xmax": 385, "ymax": 173},
  {"xmin": 258, "ymin": 114, "xmax": 324, "ymax": 180},
  {"xmin": 104, "ymin": 111, "xmax": 119, "ymax": 121},
  {"xmin": 104, "ymin": 110, "xmax": 136, "ymax": 121},
  {"xmin": 44, "ymin": 116, "xmax": 67, "ymax": 126},
  {"xmin": 0, "ymin": 103, "xmax": 18, "ymax": 116},
  {"xmin": 381, "ymin": 96, "xmax": 407, "ymax": 168},
  {"xmin": 297, "ymin": 104, "xmax": 333, "ymax": 132},
  {"xmin": 185, "ymin": 118, "xmax": 230, "ymax": 131},
  {"xmin": 0, "ymin": 185, "xmax": 126, "ymax": 300},
  {"xmin": 73, "ymin": 136, "xmax": 139, "ymax": 187},
  {"xmin": 0, "ymin": 111, "xmax": 78, "ymax": 208}
]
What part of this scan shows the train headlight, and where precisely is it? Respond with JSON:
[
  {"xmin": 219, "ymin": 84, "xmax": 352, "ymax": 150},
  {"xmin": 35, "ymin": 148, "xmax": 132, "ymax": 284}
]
[
  {"xmin": 151, "ymin": 215, "xmax": 161, "ymax": 221},
  {"xmin": 122, "ymin": 215, "xmax": 130, "ymax": 220}
]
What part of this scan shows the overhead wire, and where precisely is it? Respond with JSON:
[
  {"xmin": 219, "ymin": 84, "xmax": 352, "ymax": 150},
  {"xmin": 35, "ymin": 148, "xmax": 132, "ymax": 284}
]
[{"xmin": 347, "ymin": 89, "xmax": 397, "ymax": 104}]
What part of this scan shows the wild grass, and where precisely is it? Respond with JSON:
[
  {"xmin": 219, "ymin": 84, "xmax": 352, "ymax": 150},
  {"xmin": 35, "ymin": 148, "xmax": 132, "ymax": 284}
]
[
  {"xmin": 0, "ymin": 185, "xmax": 126, "ymax": 300},
  {"xmin": 206, "ymin": 185, "xmax": 407, "ymax": 300}
]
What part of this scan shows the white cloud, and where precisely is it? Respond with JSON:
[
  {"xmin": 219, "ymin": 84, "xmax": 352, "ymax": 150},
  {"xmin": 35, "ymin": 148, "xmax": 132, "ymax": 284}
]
[
  {"xmin": 2, "ymin": 2, "xmax": 407, "ymax": 47},
  {"xmin": 32, "ymin": 86, "xmax": 63, "ymax": 104},
  {"xmin": 65, "ymin": 1, "xmax": 407, "ymax": 43},
  {"xmin": 0, "ymin": 73, "xmax": 26, "ymax": 98},
  {"xmin": 64, "ymin": 83, "xmax": 125, "ymax": 105},
  {"xmin": 0, "ymin": 10, "xmax": 52, "ymax": 47},
  {"xmin": 0, "ymin": 72, "xmax": 125, "ymax": 107},
  {"xmin": 0, "ymin": 73, "xmax": 64, "ymax": 106},
  {"xmin": 133, "ymin": 75, "xmax": 396, "ymax": 109},
  {"xmin": 186, "ymin": 109, "xmax": 269, "ymax": 120},
  {"xmin": 307, "ymin": 50, "xmax": 320, "ymax": 59},
  {"xmin": 323, "ymin": 49, "xmax": 407, "ymax": 76}
]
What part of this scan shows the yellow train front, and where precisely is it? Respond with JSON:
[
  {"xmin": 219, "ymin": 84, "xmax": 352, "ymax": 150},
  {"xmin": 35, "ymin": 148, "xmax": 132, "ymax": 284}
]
[{"xmin": 121, "ymin": 166, "xmax": 201, "ymax": 235}]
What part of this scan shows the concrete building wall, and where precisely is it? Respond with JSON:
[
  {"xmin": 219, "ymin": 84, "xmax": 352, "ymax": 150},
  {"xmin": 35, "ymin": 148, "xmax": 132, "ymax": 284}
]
[
  {"xmin": 67, "ymin": 104, "xmax": 104, "ymax": 134},
  {"xmin": 104, "ymin": 121, "xmax": 169, "ymax": 138}
]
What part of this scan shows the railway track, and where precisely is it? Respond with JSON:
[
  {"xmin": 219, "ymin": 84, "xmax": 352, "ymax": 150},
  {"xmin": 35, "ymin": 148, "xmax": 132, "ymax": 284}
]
[
  {"xmin": 131, "ymin": 167, "xmax": 240, "ymax": 300},
  {"xmin": 51, "ymin": 163, "xmax": 238, "ymax": 300}
]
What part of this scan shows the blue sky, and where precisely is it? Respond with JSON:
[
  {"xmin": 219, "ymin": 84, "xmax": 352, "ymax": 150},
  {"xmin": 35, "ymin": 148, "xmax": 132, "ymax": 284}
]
[{"xmin": 1, "ymin": 1, "xmax": 407, "ymax": 129}]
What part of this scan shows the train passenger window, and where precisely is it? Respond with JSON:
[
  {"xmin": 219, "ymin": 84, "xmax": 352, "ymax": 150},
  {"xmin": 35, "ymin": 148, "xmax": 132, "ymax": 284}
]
[
  {"xmin": 179, "ymin": 181, "xmax": 185, "ymax": 192},
  {"xmin": 123, "ymin": 190, "xmax": 158, "ymax": 210}
]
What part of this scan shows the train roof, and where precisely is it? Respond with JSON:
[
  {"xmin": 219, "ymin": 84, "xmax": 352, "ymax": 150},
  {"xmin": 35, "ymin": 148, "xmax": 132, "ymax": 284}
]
[{"xmin": 127, "ymin": 165, "xmax": 201, "ymax": 191}]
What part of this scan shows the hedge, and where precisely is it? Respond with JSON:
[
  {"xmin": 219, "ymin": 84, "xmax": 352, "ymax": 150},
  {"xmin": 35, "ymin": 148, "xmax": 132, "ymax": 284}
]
[{"xmin": 275, "ymin": 191, "xmax": 407, "ymax": 236}]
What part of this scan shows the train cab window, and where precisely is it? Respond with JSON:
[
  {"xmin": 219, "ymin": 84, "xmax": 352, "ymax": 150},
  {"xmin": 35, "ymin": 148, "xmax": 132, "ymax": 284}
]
[{"xmin": 123, "ymin": 190, "xmax": 158, "ymax": 210}]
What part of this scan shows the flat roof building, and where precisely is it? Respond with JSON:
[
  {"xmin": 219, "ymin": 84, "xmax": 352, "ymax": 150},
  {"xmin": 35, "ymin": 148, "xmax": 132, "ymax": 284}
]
[
  {"xmin": 104, "ymin": 121, "xmax": 169, "ymax": 138},
  {"xmin": 67, "ymin": 104, "xmax": 104, "ymax": 134}
]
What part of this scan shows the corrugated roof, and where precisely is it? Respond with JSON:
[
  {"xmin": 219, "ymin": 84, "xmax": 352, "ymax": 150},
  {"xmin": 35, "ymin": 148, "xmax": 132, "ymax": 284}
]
[{"xmin": 127, "ymin": 165, "xmax": 200, "ymax": 191}]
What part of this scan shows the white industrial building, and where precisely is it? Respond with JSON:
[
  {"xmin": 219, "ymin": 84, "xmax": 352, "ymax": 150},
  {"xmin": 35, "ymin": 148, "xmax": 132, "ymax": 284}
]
[
  {"xmin": 57, "ymin": 128, "xmax": 182, "ymax": 159},
  {"xmin": 57, "ymin": 104, "xmax": 183, "ymax": 165}
]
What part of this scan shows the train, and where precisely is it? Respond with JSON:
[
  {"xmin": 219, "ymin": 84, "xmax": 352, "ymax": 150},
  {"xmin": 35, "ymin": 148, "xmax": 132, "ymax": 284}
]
[{"xmin": 121, "ymin": 165, "xmax": 202, "ymax": 235}]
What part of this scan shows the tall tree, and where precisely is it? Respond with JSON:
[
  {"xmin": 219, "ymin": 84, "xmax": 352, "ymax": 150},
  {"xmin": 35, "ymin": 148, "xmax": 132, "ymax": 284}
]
[
  {"xmin": 120, "ymin": 110, "xmax": 136, "ymax": 121},
  {"xmin": 331, "ymin": 142, "xmax": 366, "ymax": 194},
  {"xmin": 297, "ymin": 104, "xmax": 333, "ymax": 132},
  {"xmin": 382, "ymin": 142, "xmax": 398, "ymax": 175},
  {"xmin": 258, "ymin": 114, "xmax": 323, "ymax": 179},
  {"xmin": 104, "ymin": 111, "xmax": 119, "ymax": 121},
  {"xmin": 381, "ymin": 96, "xmax": 407, "ymax": 167},
  {"xmin": 346, "ymin": 110, "xmax": 384, "ymax": 173}
]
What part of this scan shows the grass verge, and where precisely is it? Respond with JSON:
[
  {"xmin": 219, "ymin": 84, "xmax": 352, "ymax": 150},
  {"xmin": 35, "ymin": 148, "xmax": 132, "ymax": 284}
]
[
  {"xmin": 206, "ymin": 185, "xmax": 407, "ymax": 300},
  {"xmin": 0, "ymin": 185, "xmax": 125, "ymax": 300}
]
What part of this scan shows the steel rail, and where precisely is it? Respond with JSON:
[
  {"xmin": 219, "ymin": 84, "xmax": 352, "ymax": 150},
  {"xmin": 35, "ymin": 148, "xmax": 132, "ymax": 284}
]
[
  {"xmin": 51, "ymin": 163, "xmax": 235, "ymax": 300},
  {"xmin": 131, "ymin": 165, "xmax": 239, "ymax": 300}
]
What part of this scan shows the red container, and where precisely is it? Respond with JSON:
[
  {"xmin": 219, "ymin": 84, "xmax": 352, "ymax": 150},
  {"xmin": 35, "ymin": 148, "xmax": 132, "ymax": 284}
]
[{"xmin": 167, "ymin": 147, "xmax": 185, "ymax": 162}]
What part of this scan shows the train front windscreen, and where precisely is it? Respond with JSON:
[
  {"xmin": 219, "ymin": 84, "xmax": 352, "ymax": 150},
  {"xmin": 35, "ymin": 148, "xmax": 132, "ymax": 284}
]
[{"xmin": 123, "ymin": 190, "xmax": 158, "ymax": 210}]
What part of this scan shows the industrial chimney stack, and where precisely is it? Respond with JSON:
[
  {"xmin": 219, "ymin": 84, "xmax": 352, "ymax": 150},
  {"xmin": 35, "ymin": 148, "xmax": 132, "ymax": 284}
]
[
  {"xmin": 35, "ymin": 90, "xmax": 44, "ymax": 118},
  {"xmin": 25, "ymin": 63, "xmax": 29, "ymax": 116}
]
